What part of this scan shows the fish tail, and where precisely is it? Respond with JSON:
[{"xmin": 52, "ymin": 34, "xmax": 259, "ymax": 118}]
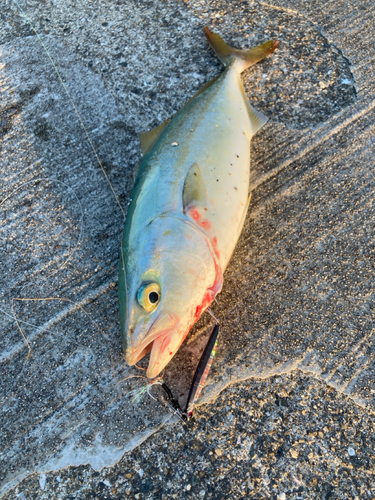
[{"xmin": 204, "ymin": 26, "xmax": 278, "ymax": 73}]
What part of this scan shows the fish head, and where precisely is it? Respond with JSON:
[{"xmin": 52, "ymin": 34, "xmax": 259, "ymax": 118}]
[{"xmin": 119, "ymin": 215, "xmax": 221, "ymax": 379}]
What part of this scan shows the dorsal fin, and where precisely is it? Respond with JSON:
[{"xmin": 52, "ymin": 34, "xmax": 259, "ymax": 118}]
[
  {"xmin": 183, "ymin": 162, "xmax": 207, "ymax": 210},
  {"xmin": 139, "ymin": 119, "xmax": 170, "ymax": 155},
  {"xmin": 184, "ymin": 73, "xmax": 222, "ymax": 108},
  {"xmin": 139, "ymin": 76, "xmax": 221, "ymax": 157}
]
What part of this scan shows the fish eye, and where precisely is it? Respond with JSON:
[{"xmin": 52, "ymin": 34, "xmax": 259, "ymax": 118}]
[
  {"xmin": 137, "ymin": 283, "xmax": 161, "ymax": 312},
  {"xmin": 148, "ymin": 291, "xmax": 159, "ymax": 304}
]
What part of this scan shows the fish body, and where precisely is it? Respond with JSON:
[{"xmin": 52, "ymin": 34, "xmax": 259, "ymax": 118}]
[{"xmin": 119, "ymin": 28, "xmax": 278, "ymax": 378}]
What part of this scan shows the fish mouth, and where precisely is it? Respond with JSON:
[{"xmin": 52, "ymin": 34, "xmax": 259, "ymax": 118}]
[{"xmin": 126, "ymin": 313, "xmax": 179, "ymax": 378}]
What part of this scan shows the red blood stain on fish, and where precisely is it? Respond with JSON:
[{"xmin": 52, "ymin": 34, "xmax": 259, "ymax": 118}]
[
  {"xmin": 187, "ymin": 206, "xmax": 211, "ymax": 230},
  {"xmin": 194, "ymin": 290, "xmax": 214, "ymax": 321},
  {"xmin": 212, "ymin": 236, "xmax": 220, "ymax": 259},
  {"xmin": 189, "ymin": 208, "xmax": 200, "ymax": 221},
  {"xmin": 183, "ymin": 203, "xmax": 224, "ymax": 329}
]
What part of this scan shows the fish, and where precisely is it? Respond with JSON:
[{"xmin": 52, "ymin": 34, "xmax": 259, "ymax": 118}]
[{"xmin": 119, "ymin": 27, "xmax": 278, "ymax": 379}]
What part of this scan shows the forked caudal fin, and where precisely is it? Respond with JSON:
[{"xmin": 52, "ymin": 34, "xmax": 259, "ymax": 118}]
[{"xmin": 204, "ymin": 26, "xmax": 279, "ymax": 73}]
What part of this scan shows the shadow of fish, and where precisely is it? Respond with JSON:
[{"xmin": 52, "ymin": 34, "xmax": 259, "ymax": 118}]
[{"xmin": 119, "ymin": 27, "xmax": 278, "ymax": 378}]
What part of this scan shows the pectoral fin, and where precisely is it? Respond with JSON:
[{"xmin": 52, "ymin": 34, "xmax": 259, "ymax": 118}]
[{"xmin": 182, "ymin": 162, "xmax": 207, "ymax": 210}]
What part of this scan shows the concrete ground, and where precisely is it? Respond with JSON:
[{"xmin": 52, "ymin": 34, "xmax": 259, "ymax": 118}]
[{"xmin": 0, "ymin": 0, "xmax": 374, "ymax": 498}]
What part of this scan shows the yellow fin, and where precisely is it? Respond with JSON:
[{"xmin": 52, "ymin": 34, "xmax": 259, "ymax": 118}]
[
  {"xmin": 245, "ymin": 99, "xmax": 268, "ymax": 135},
  {"xmin": 139, "ymin": 119, "xmax": 170, "ymax": 155},
  {"xmin": 239, "ymin": 69, "xmax": 269, "ymax": 134},
  {"xmin": 183, "ymin": 162, "xmax": 207, "ymax": 210},
  {"xmin": 204, "ymin": 26, "xmax": 278, "ymax": 73}
]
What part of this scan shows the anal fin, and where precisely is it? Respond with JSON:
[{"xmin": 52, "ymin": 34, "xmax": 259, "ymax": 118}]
[{"xmin": 246, "ymin": 101, "xmax": 268, "ymax": 135}]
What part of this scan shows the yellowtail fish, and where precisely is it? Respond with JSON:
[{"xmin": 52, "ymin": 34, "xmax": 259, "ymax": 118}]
[{"xmin": 119, "ymin": 27, "xmax": 278, "ymax": 378}]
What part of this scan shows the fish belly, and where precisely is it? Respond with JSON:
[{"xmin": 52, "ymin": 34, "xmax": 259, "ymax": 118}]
[{"xmin": 190, "ymin": 70, "xmax": 252, "ymax": 270}]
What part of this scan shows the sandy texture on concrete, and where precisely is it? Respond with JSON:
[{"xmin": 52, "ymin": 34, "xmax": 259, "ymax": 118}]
[{"xmin": 1, "ymin": 0, "xmax": 374, "ymax": 498}]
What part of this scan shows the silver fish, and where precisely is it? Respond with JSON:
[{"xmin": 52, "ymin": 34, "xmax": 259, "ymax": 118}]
[{"xmin": 119, "ymin": 27, "xmax": 278, "ymax": 378}]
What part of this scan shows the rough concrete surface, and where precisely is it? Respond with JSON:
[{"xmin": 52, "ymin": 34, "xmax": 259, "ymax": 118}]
[{"xmin": 0, "ymin": 0, "xmax": 374, "ymax": 498}]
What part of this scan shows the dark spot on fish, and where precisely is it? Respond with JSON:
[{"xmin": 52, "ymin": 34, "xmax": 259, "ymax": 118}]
[
  {"xmin": 194, "ymin": 173, "xmax": 197, "ymax": 176},
  {"xmin": 234, "ymin": 187, "xmax": 238, "ymax": 190},
  {"xmin": 236, "ymin": 155, "xmax": 239, "ymax": 158},
  {"xmin": 216, "ymin": 179, "xmax": 219, "ymax": 182},
  {"xmin": 101, "ymin": 22, "xmax": 108, "ymax": 27}
]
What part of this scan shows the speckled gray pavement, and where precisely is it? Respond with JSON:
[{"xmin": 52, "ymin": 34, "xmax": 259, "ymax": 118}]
[{"xmin": 1, "ymin": 0, "xmax": 374, "ymax": 499}]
